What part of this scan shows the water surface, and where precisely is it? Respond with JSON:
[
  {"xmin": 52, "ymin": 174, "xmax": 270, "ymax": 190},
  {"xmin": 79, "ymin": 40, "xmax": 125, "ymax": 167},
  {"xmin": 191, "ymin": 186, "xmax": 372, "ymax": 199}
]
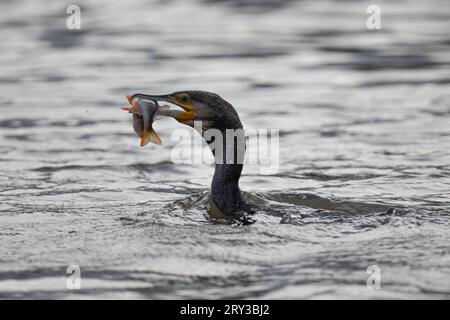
[{"xmin": 0, "ymin": 0, "xmax": 449, "ymax": 299}]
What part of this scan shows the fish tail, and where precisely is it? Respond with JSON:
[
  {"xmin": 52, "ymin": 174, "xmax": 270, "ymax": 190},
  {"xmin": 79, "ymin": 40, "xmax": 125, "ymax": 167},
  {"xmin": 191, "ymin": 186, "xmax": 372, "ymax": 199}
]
[{"xmin": 140, "ymin": 129, "xmax": 162, "ymax": 146}]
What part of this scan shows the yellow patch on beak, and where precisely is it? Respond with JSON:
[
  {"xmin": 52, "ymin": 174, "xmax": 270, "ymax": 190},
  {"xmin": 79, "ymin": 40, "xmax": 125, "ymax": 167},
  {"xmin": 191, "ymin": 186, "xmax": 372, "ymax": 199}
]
[{"xmin": 175, "ymin": 111, "xmax": 195, "ymax": 125}]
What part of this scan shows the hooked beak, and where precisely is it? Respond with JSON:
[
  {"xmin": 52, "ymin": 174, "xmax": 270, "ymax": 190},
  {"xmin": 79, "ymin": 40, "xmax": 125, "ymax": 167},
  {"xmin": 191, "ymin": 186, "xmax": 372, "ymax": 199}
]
[
  {"xmin": 130, "ymin": 93, "xmax": 193, "ymax": 112},
  {"xmin": 129, "ymin": 93, "xmax": 170, "ymax": 103},
  {"xmin": 130, "ymin": 93, "xmax": 195, "ymax": 125}
]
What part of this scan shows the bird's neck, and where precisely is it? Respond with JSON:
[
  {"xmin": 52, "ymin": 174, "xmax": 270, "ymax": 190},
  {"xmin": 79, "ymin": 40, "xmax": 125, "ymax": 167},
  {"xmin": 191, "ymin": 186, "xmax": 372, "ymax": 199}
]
[
  {"xmin": 210, "ymin": 163, "xmax": 244, "ymax": 218},
  {"xmin": 207, "ymin": 128, "xmax": 246, "ymax": 218}
]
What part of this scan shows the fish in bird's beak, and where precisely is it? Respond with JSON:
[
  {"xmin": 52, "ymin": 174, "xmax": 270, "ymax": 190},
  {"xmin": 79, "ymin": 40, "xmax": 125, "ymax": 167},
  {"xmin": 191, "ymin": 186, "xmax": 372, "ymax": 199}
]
[
  {"xmin": 122, "ymin": 96, "xmax": 164, "ymax": 146},
  {"xmin": 127, "ymin": 93, "xmax": 196, "ymax": 125}
]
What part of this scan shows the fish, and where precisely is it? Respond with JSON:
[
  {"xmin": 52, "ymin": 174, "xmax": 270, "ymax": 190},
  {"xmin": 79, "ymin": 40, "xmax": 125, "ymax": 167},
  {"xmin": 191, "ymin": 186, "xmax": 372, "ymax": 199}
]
[{"xmin": 122, "ymin": 95, "xmax": 168, "ymax": 147}]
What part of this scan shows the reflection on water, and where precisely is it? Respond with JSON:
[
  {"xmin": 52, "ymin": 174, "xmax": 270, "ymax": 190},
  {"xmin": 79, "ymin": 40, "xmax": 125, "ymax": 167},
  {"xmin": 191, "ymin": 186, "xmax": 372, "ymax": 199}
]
[{"xmin": 0, "ymin": 0, "xmax": 449, "ymax": 299}]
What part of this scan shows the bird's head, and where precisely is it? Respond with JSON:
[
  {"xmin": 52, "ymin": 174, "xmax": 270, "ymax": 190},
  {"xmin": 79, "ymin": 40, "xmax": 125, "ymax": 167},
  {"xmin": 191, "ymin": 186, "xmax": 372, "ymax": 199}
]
[{"xmin": 130, "ymin": 90, "xmax": 243, "ymax": 132}]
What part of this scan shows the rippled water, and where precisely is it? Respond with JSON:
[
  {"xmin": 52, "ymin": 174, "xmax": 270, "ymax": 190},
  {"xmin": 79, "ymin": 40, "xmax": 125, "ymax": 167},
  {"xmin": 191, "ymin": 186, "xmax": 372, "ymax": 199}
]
[{"xmin": 0, "ymin": 0, "xmax": 449, "ymax": 299}]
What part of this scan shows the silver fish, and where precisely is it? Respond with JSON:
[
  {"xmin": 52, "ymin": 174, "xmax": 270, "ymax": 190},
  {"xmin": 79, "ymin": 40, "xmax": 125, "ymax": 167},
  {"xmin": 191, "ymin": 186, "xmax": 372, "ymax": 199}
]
[{"xmin": 122, "ymin": 96, "xmax": 169, "ymax": 146}]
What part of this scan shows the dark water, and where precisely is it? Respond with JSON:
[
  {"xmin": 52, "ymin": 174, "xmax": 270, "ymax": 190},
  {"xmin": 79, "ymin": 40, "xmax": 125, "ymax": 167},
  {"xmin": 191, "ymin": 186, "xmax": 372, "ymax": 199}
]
[{"xmin": 0, "ymin": 0, "xmax": 449, "ymax": 299}]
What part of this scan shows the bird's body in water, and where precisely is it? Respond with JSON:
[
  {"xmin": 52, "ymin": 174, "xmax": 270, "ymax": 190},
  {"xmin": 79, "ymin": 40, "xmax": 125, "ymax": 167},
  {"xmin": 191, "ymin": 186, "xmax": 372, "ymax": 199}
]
[{"xmin": 127, "ymin": 91, "xmax": 254, "ymax": 223}]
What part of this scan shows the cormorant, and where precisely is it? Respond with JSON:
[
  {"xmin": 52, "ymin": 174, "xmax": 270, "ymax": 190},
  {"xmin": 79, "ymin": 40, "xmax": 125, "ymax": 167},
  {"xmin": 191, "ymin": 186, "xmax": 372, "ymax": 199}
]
[{"xmin": 129, "ymin": 91, "xmax": 254, "ymax": 223}]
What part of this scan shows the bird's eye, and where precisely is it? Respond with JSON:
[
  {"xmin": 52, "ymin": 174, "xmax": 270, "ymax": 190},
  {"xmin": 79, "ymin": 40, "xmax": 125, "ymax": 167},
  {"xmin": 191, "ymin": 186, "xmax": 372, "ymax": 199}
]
[{"xmin": 179, "ymin": 94, "xmax": 189, "ymax": 103}]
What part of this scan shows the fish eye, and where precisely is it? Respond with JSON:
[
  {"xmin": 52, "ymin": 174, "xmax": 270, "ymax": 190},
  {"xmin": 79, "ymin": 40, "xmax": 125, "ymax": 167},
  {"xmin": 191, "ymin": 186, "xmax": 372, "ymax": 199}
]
[{"xmin": 179, "ymin": 94, "xmax": 189, "ymax": 103}]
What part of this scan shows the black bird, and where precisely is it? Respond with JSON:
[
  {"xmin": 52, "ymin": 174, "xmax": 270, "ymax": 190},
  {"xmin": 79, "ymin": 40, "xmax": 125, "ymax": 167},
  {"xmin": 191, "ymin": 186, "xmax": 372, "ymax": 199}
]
[{"xmin": 130, "ymin": 91, "xmax": 254, "ymax": 223}]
